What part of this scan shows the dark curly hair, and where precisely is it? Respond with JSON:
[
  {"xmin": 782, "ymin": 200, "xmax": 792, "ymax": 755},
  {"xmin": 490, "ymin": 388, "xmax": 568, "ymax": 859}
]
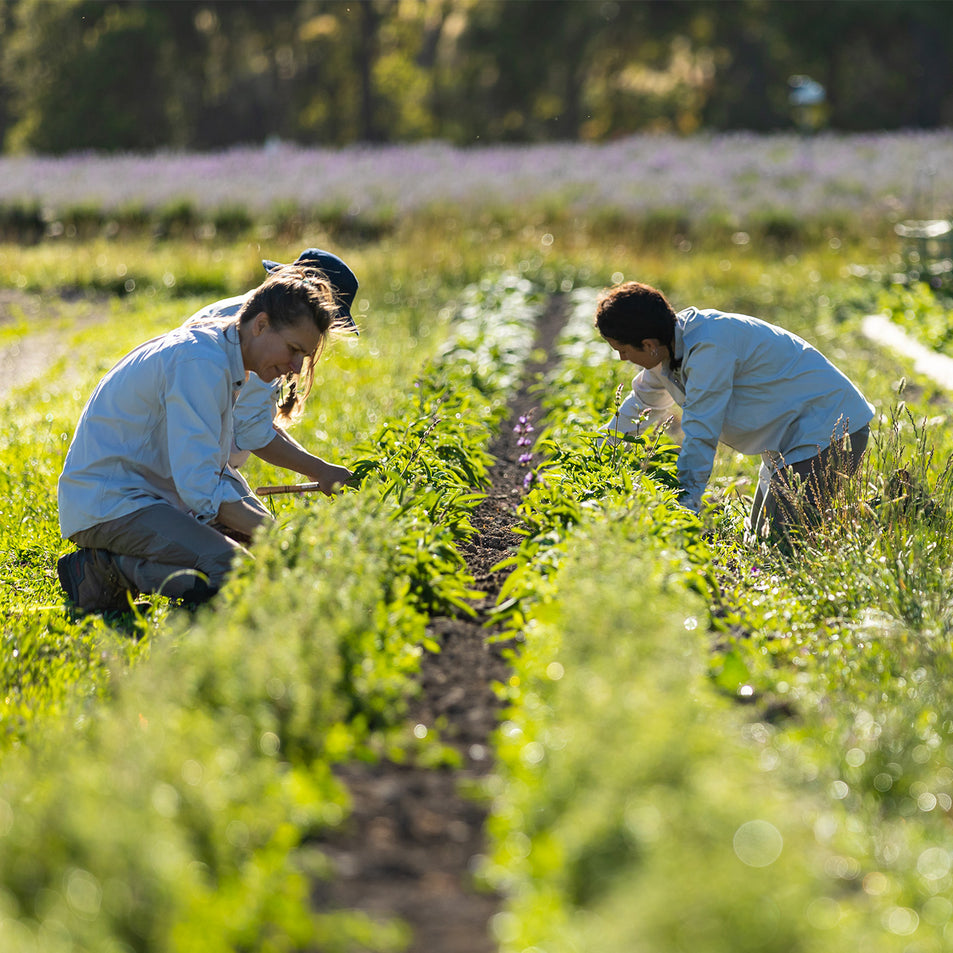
[{"xmin": 594, "ymin": 281, "xmax": 678, "ymax": 357}]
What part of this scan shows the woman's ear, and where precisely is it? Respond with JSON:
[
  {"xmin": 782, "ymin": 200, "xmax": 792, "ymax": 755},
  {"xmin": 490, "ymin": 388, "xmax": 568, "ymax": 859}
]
[{"xmin": 252, "ymin": 311, "xmax": 270, "ymax": 336}]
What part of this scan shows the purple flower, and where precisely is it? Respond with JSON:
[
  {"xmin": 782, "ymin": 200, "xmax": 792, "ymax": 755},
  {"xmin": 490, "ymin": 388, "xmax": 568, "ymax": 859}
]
[
  {"xmin": 519, "ymin": 453, "xmax": 533, "ymax": 464},
  {"xmin": 514, "ymin": 415, "xmax": 535, "ymax": 455},
  {"xmin": 2, "ymin": 133, "xmax": 945, "ymax": 233}
]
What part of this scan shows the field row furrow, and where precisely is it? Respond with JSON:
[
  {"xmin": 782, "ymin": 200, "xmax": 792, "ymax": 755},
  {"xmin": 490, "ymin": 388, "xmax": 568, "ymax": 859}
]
[
  {"xmin": 0, "ymin": 274, "xmax": 545, "ymax": 952},
  {"xmin": 1, "ymin": 229, "xmax": 952, "ymax": 953}
]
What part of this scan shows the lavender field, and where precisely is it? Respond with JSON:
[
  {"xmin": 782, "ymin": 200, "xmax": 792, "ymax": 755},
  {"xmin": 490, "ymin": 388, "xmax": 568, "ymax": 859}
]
[{"xmin": 10, "ymin": 131, "xmax": 953, "ymax": 231}]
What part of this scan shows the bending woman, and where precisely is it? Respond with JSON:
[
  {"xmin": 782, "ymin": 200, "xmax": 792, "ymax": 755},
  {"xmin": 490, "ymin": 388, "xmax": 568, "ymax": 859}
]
[
  {"xmin": 57, "ymin": 267, "xmax": 340, "ymax": 613},
  {"xmin": 187, "ymin": 247, "xmax": 359, "ymax": 499},
  {"xmin": 596, "ymin": 281, "xmax": 875, "ymax": 539}
]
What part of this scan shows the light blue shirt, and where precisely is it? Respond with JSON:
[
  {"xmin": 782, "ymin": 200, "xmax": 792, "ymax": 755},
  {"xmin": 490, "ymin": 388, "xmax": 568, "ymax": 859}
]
[
  {"xmin": 606, "ymin": 307, "xmax": 875, "ymax": 512},
  {"xmin": 58, "ymin": 323, "xmax": 249, "ymax": 538},
  {"xmin": 187, "ymin": 294, "xmax": 280, "ymax": 456}
]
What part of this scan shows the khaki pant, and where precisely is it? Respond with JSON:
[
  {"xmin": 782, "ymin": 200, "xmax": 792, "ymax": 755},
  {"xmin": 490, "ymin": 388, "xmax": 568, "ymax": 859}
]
[
  {"xmin": 749, "ymin": 425, "xmax": 870, "ymax": 541},
  {"xmin": 71, "ymin": 483, "xmax": 270, "ymax": 602}
]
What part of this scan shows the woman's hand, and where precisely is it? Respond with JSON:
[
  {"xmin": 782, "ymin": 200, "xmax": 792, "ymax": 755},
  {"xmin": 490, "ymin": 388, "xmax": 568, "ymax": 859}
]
[{"xmin": 307, "ymin": 460, "xmax": 353, "ymax": 496}]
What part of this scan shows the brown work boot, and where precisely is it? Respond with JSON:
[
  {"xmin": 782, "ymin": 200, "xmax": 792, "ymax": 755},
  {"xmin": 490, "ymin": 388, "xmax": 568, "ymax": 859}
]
[{"xmin": 57, "ymin": 548, "xmax": 136, "ymax": 613}]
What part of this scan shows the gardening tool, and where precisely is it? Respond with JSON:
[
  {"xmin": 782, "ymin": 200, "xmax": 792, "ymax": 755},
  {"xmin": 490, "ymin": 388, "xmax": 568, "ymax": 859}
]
[{"xmin": 255, "ymin": 482, "xmax": 324, "ymax": 496}]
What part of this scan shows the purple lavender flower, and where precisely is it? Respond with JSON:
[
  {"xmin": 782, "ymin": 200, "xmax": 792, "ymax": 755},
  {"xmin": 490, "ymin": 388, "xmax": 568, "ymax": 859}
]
[
  {"xmin": 514, "ymin": 414, "xmax": 535, "ymax": 450},
  {"xmin": 3, "ymin": 133, "xmax": 949, "ymax": 232},
  {"xmin": 523, "ymin": 469, "xmax": 546, "ymax": 491},
  {"xmin": 514, "ymin": 414, "xmax": 538, "ymax": 485}
]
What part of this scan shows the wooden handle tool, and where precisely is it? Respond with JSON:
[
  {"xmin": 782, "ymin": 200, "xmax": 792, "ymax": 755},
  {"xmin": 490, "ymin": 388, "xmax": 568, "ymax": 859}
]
[{"xmin": 255, "ymin": 482, "xmax": 324, "ymax": 497}]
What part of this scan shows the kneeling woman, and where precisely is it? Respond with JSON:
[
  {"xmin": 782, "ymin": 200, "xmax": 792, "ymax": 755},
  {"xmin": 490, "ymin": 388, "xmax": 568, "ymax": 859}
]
[
  {"xmin": 57, "ymin": 267, "xmax": 340, "ymax": 612},
  {"xmin": 596, "ymin": 281, "xmax": 875, "ymax": 540}
]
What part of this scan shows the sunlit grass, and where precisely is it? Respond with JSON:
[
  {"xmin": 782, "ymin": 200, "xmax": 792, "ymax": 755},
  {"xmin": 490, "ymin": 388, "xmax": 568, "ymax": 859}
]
[
  {"xmin": 0, "ymin": 211, "xmax": 951, "ymax": 949},
  {"xmin": 482, "ymin": 270, "xmax": 953, "ymax": 949}
]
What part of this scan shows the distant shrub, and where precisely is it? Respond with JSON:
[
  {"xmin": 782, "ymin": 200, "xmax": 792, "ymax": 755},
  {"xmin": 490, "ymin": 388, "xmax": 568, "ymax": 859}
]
[
  {"xmin": 0, "ymin": 201, "xmax": 44, "ymax": 243},
  {"xmin": 211, "ymin": 205, "xmax": 253, "ymax": 236},
  {"xmin": 155, "ymin": 199, "xmax": 198, "ymax": 238}
]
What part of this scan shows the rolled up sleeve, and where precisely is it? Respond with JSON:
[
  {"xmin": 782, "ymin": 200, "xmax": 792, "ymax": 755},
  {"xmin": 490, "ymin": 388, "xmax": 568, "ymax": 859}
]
[{"xmin": 602, "ymin": 368, "xmax": 677, "ymax": 441}]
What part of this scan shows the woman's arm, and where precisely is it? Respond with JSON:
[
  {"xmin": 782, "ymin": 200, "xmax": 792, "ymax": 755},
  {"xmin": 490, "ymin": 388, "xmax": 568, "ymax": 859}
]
[
  {"xmin": 603, "ymin": 368, "xmax": 678, "ymax": 441},
  {"xmin": 253, "ymin": 429, "xmax": 352, "ymax": 495},
  {"xmin": 216, "ymin": 497, "xmax": 272, "ymax": 536}
]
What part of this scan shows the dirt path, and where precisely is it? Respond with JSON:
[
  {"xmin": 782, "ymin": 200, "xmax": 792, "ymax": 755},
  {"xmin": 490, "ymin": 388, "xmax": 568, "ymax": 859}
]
[
  {"xmin": 0, "ymin": 291, "xmax": 53, "ymax": 398},
  {"xmin": 0, "ymin": 290, "xmax": 110, "ymax": 400},
  {"xmin": 310, "ymin": 296, "xmax": 567, "ymax": 951}
]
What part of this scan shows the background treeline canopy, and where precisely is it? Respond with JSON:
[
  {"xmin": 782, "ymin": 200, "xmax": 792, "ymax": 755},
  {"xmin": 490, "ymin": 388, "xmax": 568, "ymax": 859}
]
[{"xmin": 1, "ymin": 0, "xmax": 952, "ymax": 154}]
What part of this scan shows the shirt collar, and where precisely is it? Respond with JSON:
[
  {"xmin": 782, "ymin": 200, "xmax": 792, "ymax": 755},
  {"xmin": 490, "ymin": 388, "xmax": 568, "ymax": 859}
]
[
  {"xmin": 672, "ymin": 308, "xmax": 693, "ymax": 366},
  {"xmin": 673, "ymin": 322, "xmax": 685, "ymax": 365}
]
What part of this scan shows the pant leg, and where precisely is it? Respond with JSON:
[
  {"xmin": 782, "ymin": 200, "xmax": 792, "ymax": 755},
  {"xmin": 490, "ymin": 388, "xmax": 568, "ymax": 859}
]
[
  {"xmin": 747, "ymin": 460, "xmax": 773, "ymax": 540},
  {"xmin": 764, "ymin": 425, "xmax": 870, "ymax": 539},
  {"xmin": 71, "ymin": 503, "xmax": 245, "ymax": 602}
]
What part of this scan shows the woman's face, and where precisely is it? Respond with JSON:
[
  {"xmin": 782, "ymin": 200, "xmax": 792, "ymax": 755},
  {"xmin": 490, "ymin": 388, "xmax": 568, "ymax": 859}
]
[
  {"xmin": 604, "ymin": 335, "xmax": 665, "ymax": 369},
  {"xmin": 244, "ymin": 312, "xmax": 322, "ymax": 382}
]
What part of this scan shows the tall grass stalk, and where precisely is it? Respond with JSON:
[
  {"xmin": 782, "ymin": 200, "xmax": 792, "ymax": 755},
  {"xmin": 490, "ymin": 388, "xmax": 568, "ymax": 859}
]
[{"xmin": 738, "ymin": 399, "xmax": 953, "ymax": 650}]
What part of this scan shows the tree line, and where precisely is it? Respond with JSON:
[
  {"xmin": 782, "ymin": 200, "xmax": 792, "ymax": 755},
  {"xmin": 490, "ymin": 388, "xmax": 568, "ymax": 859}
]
[{"xmin": 1, "ymin": 0, "xmax": 951, "ymax": 155}]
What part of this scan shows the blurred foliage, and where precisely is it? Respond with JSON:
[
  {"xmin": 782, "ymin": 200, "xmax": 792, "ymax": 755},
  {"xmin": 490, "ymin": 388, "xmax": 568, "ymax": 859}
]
[
  {"xmin": 877, "ymin": 281, "xmax": 953, "ymax": 357},
  {"xmin": 1, "ymin": 0, "xmax": 953, "ymax": 153}
]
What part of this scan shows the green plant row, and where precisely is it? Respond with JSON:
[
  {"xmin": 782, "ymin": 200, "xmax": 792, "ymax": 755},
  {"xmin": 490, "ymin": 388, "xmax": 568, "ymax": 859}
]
[
  {"xmin": 469, "ymin": 336, "xmax": 837, "ymax": 950},
  {"xmin": 0, "ymin": 498, "xmax": 420, "ymax": 953},
  {"xmin": 483, "ymin": 497, "xmax": 943, "ymax": 953},
  {"xmin": 0, "ymin": 272, "xmax": 543, "ymax": 952},
  {"xmin": 478, "ymin": 283, "xmax": 953, "ymax": 951},
  {"xmin": 342, "ymin": 271, "xmax": 545, "ymax": 618}
]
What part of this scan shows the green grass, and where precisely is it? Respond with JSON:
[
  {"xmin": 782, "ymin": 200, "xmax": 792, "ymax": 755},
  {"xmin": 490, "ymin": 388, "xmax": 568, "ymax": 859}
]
[
  {"xmin": 474, "ymin": 252, "xmax": 953, "ymax": 951},
  {"xmin": 0, "ymin": 216, "xmax": 951, "ymax": 950},
  {"xmin": 0, "ymin": 255, "xmax": 543, "ymax": 951}
]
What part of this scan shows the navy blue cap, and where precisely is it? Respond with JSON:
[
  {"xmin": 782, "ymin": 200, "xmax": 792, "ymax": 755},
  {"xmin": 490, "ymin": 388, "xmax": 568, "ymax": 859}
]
[{"xmin": 262, "ymin": 248, "xmax": 359, "ymax": 333}]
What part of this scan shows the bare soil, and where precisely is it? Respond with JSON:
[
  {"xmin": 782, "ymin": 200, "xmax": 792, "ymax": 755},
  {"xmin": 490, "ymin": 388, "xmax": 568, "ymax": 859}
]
[{"xmin": 309, "ymin": 298, "xmax": 566, "ymax": 951}]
